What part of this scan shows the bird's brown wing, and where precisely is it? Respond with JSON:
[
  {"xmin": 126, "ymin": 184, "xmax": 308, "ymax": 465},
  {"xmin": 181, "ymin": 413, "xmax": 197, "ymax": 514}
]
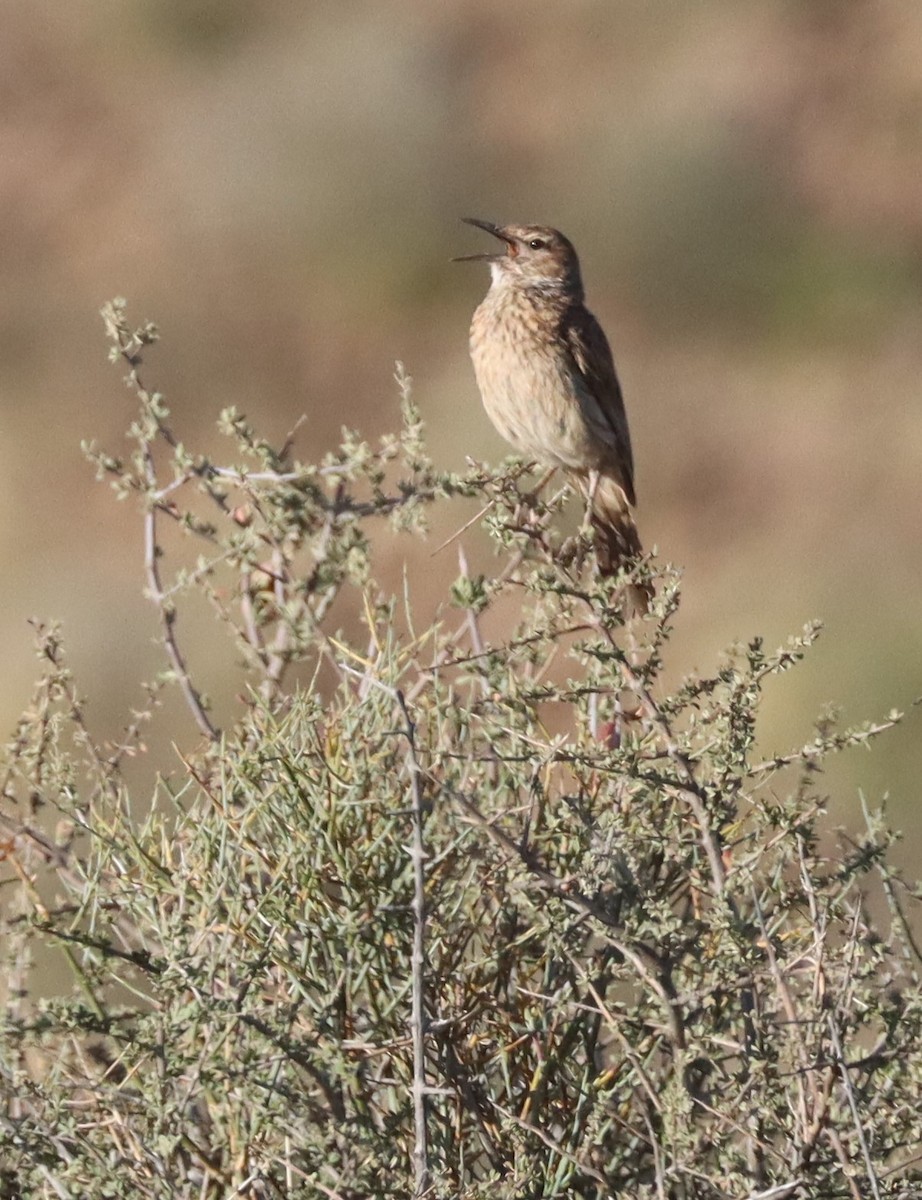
[{"xmin": 562, "ymin": 304, "xmax": 636, "ymax": 505}]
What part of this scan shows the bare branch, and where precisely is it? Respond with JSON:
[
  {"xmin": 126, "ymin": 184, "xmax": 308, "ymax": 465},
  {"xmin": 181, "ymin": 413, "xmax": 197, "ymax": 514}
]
[
  {"xmin": 395, "ymin": 688, "xmax": 431, "ymax": 1200},
  {"xmin": 143, "ymin": 486, "xmax": 219, "ymax": 742}
]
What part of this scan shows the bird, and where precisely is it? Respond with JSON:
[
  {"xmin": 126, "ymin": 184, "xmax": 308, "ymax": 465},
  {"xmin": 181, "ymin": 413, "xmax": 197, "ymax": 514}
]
[{"xmin": 455, "ymin": 218, "xmax": 650, "ymax": 610}]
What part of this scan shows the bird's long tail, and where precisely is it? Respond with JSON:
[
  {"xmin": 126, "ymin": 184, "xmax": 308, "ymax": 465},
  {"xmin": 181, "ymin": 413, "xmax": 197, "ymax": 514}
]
[{"xmin": 588, "ymin": 474, "xmax": 652, "ymax": 612}]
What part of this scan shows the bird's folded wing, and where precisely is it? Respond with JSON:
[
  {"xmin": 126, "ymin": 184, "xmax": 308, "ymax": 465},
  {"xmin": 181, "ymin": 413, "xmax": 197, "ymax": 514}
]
[{"xmin": 563, "ymin": 306, "xmax": 636, "ymax": 505}]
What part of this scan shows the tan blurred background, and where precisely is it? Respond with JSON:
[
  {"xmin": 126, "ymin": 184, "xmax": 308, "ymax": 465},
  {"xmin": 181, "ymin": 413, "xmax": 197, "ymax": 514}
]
[{"xmin": 2, "ymin": 0, "xmax": 920, "ymax": 845}]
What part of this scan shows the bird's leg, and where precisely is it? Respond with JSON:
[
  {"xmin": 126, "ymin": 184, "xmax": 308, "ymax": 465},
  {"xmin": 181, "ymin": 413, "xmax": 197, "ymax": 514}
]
[
  {"xmin": 520, "ymin": 465, "xmax": 557, "ymax": 507},
  {"xmin": 580, "ymin": 470, "xmax": 600, "ymax": 540},
  {"xmin": 557, "ymin": 471, "xmax": 597, "ymax": 569},
  {"xmin": 514, "ymin": 465, "xmax": 557, "ymax": 527}
]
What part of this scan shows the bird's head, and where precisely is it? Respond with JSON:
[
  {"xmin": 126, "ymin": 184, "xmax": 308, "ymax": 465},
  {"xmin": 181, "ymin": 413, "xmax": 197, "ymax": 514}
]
[{"xmin": 454, "ymin": 219, "xmax": 583, "ymax": 295}]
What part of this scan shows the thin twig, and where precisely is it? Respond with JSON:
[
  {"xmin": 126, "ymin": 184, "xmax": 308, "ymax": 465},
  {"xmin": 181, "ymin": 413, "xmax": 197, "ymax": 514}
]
[
  {"xmin": 405, "ymin": 549, "xmax": 525, "ymax": 704},
  {"xmin": 563, "ymin": 951, "xmax": 663, "ymax": 1114},
  {"xmin": 827, "ymin": 1011, "xmax": 882, "ymax": 1200},
  {"xmin": 743, "ymin": 1183, "xmax": 803, "ymax": 1200},
  {"xmin": 395, "ymin": 687, "xmax": 430, "ymax": 1199},
  {"xmin": 430, "ymin": 496, "xmax": 499, "ymax": 557},
  {"xmin": 102, "ymin": 303, "xmax": 220, "ymax": 741},
  {"xmin": 748, "ymin": 715, "xmax": 902, "ymax": 777},
  {"xmin": 345, "ymin": 662, "xmax": 432, "ymax": 1195},
  {"xmin": 859, "ymin": 791, "xmax": 922, "ymax": 976},
  {"xmin": 143, "ymin": 489, "xmax": 219, "ymax": 742},
  {"xmin": 488, "ymin": 1099, "xmax": 610, "ymax": 1189},
  {"xmin": 749, "ymin": 886, "xmax": 820, "ymax": 1152}
]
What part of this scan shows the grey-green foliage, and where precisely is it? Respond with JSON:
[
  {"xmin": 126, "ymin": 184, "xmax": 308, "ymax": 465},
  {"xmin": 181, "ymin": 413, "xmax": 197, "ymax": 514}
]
[{"xmin": 0, "ymin": 303, "xmax": 920, "ymax": 1200}]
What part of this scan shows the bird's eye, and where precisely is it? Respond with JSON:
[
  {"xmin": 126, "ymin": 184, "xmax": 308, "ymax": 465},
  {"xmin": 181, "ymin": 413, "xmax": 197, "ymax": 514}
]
[{"xmin": 528, "ymin": 238, "xmax": 546, "ymax": 250}]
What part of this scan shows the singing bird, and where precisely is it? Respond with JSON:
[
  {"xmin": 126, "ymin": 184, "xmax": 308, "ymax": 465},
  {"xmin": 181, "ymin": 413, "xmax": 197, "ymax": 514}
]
[{"xmin": 456, "ymin": 218, "xmax": 649, "ymax": 609}]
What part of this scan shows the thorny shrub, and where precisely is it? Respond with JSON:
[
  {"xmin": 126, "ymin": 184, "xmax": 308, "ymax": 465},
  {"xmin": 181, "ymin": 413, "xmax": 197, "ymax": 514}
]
[{"xmin": 0, "ymin": 302, "xmax": 920, "ymax": 1200}]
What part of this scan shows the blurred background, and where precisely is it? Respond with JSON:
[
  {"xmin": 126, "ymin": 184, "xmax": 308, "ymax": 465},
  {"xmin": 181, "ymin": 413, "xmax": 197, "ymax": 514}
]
[{"xmin": 1, "ymin": 0, "xmax": 920, "ymax": 848}]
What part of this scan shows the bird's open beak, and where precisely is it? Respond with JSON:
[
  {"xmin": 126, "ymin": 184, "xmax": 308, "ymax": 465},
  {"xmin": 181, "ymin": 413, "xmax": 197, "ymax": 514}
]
[{"xmin": 452, "ymin": 217, "xmax": 517, "ymax": 262}]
